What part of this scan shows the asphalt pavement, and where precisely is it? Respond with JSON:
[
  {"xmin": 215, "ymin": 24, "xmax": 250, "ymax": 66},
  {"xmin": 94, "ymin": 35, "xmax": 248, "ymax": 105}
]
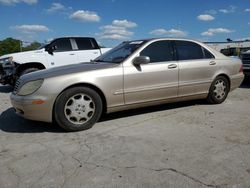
[{"xmin": 0, "ymin": 79, "xmax": 250, "ymax": 188}]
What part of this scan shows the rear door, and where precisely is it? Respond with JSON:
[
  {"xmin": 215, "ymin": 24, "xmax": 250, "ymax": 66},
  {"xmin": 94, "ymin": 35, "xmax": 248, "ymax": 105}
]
[
  {"xmin": 74, "ymin": 38, "xmax": 102, "ymax": 62},
  {"xmin": 124, "ymin": 40, "xmax": 179, "ymax": 104},
  {"xmin": 175, "ymin": 40, "xmax": 217, "ymax": 97}
]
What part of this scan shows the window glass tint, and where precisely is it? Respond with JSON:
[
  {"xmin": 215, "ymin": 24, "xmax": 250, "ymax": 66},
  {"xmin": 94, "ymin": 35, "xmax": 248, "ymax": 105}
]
[
  {"xmin": 140, "ymin": 41, "xmax": 174, "ymax": 63},
  {"xmin": 203, "ymin": 48, "xmax": 214, "ymax": 59},
  {"xmin": 53, "ymin": 39, "xmax": 72, "ymax": 52},
  {"xmin": 75, "ymin": 38, "xmax": 95, "ymax": 50},
  {"xmin": 176, "ymin": 41, "xmax": 204, "ymax": 60}
]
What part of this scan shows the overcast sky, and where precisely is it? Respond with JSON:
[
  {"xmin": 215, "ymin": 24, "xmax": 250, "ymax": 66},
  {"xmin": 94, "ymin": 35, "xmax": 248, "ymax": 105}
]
[{"xmin": 0, "ymin": 0, "xmax": 250, "ymax": 47}]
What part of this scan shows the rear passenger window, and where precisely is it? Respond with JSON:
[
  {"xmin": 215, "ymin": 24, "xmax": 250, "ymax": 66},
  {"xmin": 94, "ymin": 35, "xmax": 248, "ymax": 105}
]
[
  {"xmin": 53, "ymin": 39, "xmax": 72, "ymax": 52},
  {"xmin": 75, "ymin": 38, "xmax": 95, "ymax": 50},
  {"xmin": 203, "ymin": 48, "xmax": 215, "ymax": 59},
  {"xmin": 175, "ymin": 41, "xmax": 204, "ymax": 60},
  {"xmin": 140, "ymin": 41, "xmax": 174, "ymax": 63}
]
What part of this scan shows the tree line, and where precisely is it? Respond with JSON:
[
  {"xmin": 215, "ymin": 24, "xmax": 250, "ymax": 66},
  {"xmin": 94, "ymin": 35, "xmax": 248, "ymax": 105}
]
[{"xmin": 0, "ymin": 38, "xmax": 42, "ymax": 56}]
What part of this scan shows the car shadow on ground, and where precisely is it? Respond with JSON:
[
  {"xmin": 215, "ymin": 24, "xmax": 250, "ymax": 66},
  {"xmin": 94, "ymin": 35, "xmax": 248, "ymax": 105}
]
[
  {"xmin": 0, "ymin": 100, "xmax": 204, "ymax": 133},
  {"xmin": 0, "ymin": 108, "xmax": 65, "ymax": 133},
  {"xmin": 0, "ymin": 85, "xmax": 13, "ymax": 93},
  {"xmin": 240, "ymin": 77, "xmax": 250, "ymax": 89},
  {"xmin": 100, "ymin": 100, "xmax": 203, "ymax": 122}
]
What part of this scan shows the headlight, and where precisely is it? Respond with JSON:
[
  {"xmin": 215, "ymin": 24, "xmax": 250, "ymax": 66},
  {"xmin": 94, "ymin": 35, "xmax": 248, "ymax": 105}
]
[
  {"xmin": 0, "ymin": 57, "xmax": 14, "ymax": 67},
  {"xmin": 17, "ymin": 79, "xmax": 44, "ymax": 96}
]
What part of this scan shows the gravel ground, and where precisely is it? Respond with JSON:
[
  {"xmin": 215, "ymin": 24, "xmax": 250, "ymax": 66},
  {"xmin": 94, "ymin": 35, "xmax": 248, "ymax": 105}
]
[{"xmin": 0, "ymin": 79, "xmax": 250, "ymax": 188}]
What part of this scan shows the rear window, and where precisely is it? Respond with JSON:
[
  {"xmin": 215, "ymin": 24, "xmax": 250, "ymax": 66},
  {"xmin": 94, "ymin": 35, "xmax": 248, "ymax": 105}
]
[
  {"xmin": 203, "ymin": 48, "xmax": 215, "ymax": 59},
  {"xmin": 176, "ymin": 41, "xmax": 204, "ymax": 60},
  {"xmin": 75, "ymin": 38, "xmax": 96, "ymax": 50}
]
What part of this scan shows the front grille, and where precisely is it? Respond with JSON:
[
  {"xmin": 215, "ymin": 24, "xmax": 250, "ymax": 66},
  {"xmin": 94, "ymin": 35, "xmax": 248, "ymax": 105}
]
[
  {"xmin": 242, "ymin": 53, "xmax": 250, "ymax": 59},
  {"xmin": 0, "ymin": 64, "xmax": 3, "ymax": 75},
  {"xmin": 241, "ymin": 53, "xmax": 250, "ymax": 65},
  {"xmin": 242, "ymin": 60, "xmax": 250, "ymax": 65}
]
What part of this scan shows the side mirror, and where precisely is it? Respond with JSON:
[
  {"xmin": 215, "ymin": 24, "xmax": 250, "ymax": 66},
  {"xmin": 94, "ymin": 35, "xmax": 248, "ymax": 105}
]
[
  {"xmin": 45, "ymin": 45, "xmax": 57, "ymax": 55},
  {"xmin": 133, "ymin": 56, "xmax": 150, "ymax": 66}
]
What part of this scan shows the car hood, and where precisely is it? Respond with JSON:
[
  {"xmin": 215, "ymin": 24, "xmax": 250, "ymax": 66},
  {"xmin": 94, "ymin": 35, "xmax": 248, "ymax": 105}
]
[
  {"xmin": 0, "ymin": 49, "xmax": 45, "ymax": 59},
  {"xmin": 20, "ymin": 62, "xmax": 118, "ymax": 82}
]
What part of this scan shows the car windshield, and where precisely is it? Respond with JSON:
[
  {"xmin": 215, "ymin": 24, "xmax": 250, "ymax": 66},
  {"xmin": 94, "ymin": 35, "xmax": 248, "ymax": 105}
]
[
  {"xmin": 95, "ymin": 40, "xmax": 147, "ymax": 63},
  {"xmin": 37, "ymin": 43, "xmax": 47, "ymax": 50},
  {"xmin": 37, "ymin": 39, "xmax": 55, "ymax": 50}
]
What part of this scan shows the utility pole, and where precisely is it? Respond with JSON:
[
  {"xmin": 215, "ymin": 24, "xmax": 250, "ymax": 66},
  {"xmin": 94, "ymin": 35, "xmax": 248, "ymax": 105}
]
[{"xmin": 19, "ymin": 40, "xmax": 22, "ymax": 52}]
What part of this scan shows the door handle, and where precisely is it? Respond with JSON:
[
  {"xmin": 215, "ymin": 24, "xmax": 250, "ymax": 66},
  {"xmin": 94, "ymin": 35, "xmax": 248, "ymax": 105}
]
[
  {"xmin": 209, "ymin": 61, "xmax": 216, "ymax": 65},
  {"xmin": 168, "ymin": 64, "xmax": 177, "ymax": 69},
  {"xmin": 69, "ymin": 53, "xmax": 75, "ymax": 55}
]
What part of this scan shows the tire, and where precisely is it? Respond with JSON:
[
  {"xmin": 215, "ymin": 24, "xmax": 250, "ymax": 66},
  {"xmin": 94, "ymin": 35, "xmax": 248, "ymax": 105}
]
[
  {"xmin": 12, "ymin": 67, "xmax": 40, "ymax": 86},
  {"xmin": 54, "ymin": 87, "xmax": 103, "ymax": 132},
  {"xmin": 20, "ymin": 67, "xmax": 40, "ymax": 76},
  {"xmin": 207, "ymin": 76, "xmax": 230, "ymax": 104}
]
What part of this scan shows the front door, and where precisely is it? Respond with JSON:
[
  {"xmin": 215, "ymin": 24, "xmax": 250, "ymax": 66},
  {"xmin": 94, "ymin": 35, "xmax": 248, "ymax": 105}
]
[
  {"xmin": 46, "ymin": 38, "xmax": 78, "ymax": 67},
  {"xmin": 124, "ymin": 40, "xmax": 178, "ymax": 105}
]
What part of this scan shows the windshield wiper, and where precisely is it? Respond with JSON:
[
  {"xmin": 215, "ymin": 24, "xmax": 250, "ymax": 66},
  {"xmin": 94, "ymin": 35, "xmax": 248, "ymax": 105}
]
[
  {"xmin": 94, "ymin": 59, "xmax": 103, "ymax": 62},
  {"xmin": 94, "ymin": 59, "xmax": 117, "ymax": 63}
]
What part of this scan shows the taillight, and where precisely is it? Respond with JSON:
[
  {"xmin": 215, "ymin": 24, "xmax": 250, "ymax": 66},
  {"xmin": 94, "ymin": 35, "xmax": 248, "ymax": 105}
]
[{"xmin": 239, "ymin": 64, "xmax": 243, "ymax": 72}]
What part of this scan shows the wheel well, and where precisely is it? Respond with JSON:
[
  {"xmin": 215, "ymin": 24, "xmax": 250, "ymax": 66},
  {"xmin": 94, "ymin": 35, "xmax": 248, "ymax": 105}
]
[
  {"xmin": 53, "ymin": 83, "xmax": 107, "ymax": 119},
  {"xmin": 216, "ymin": 74, "xmax": 231, "ymax": 89},
  {"xmin": 16, "ymin": 62, "xmax": 46, "ymax": 75}
]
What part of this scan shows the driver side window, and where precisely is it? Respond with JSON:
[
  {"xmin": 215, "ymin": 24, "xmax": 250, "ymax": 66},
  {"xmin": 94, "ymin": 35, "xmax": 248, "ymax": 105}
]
[
  {"xmin": 52, "ymin": 39, "xmax": 72, "ymax": 52},
  {"xmin": 140, "ymin": 40, "xmax": 174, "ymax": 63}
]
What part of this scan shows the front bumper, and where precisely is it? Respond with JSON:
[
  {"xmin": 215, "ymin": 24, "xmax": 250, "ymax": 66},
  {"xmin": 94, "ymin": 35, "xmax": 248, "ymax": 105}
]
[
  {"xmin": 0, "ymin": 64, "xmax": 16, "ymax": 85},
  {"xmin": 10, "ymin": 93, "xmax": 54, "ymax": 123},
  {"xmin": 243, "ymin": 66, "xmax": 250, "ymax": 77},
  {"xmin": 0, "ymin": 63, "xmax": 5, "ymax": 84}
]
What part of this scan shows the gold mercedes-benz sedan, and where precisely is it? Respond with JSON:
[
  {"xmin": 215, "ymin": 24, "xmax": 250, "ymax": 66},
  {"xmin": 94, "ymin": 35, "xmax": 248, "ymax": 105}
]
[{"xmin": 10, "ymin": 38, "xmax": 244, "ymax": 131}]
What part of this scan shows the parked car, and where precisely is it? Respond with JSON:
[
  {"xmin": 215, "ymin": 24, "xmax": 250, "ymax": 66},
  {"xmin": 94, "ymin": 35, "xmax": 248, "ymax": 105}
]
[
  {"xmin": 10, "ymin": 38, "xmax": 244, "ymax": 131},
  {"xmin": 240, "ymin": 50, "xmax": 250, "ymax": 77},
  {"xmin": 0, "ymin": 37, "xmax": 111, "ymax": 85}
]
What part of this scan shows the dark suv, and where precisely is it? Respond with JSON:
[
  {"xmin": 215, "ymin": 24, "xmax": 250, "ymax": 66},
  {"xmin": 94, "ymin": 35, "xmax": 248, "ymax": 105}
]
[{"xmin": 240, "ymin": 51, "xmax": 250, "ymax": 77}]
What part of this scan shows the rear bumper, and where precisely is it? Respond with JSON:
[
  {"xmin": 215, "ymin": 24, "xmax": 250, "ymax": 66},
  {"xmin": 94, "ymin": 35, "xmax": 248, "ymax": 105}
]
[{"xmin": 230, "ymin": 73, "xmax": 244, "ymax": 91}]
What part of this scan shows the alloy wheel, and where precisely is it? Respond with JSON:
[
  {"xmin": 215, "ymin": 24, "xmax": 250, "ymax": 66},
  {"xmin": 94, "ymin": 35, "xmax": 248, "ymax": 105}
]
[{"xmin": 64, "ymin": 93, "xmax": 95, "ymax": 125}]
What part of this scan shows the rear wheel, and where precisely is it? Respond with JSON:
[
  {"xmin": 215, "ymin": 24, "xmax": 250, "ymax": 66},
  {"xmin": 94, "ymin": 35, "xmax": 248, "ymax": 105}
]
[
  {"xmin": 54, "ymin": 87, "xmax": 103, "ymax": 132},
  {"xmin": 207, "ymin": 76, "xmax": 230, "ymax": 104}
]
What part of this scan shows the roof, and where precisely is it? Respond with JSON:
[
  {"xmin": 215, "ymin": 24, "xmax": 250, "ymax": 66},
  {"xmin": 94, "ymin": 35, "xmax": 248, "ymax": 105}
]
[{"xmin": 205, "ymin": 40, "xmax": 250, "ymax": 44}]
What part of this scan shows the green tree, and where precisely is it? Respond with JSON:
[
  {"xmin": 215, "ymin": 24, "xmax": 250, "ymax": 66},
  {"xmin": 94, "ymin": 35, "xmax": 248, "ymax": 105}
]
[
  {"xmin": 22, "ymin": 42, "xmax": 42, "ymax": 51},
  {"xmin": 0, "ymin": 38, "xmax": 21, "ymax": 56}
]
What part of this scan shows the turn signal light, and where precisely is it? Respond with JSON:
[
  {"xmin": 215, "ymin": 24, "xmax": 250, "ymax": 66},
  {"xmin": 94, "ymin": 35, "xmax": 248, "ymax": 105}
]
[{"xmin": 32, "ymin": 100, "xmax": 45, "ymax": 105}]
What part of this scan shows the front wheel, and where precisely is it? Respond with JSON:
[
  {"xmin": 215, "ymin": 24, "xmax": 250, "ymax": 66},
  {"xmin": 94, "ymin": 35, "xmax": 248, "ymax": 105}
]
[
  {"xmin": 54, "ymin": 87, "xmax": 103, "ymax": 131},
  {"xmin": 13, "ymin": 67, "xmax": 40, "ymax": 86},
  {"xmin": 20, "ymin": 67, "xmax": 40, "ymax": 76},
  {"xmin": 207, "ymin": 76, "xmax": 230, "ymax": 104}
]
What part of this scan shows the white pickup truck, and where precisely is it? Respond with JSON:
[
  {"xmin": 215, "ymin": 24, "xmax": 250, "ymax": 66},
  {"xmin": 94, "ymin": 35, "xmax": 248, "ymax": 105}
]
[{"xmin": 0, "ymin": 37, "xmax": 111, "ymax": 85}]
